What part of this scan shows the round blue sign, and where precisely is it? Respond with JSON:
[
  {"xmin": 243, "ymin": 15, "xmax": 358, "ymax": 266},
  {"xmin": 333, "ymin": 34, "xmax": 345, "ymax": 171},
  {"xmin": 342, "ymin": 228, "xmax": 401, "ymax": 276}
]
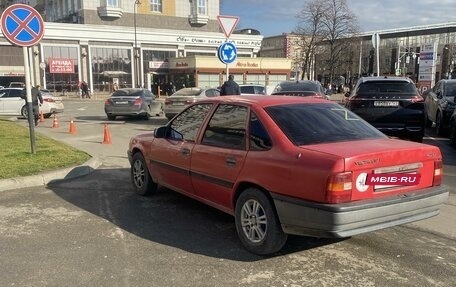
[
  {"xmin": 218, "ymin": 42, "xmax": 237, "ymax": 64},
  {"xmin": 0, "ymin": 4, "xmax": 45, "ymax": 47}
]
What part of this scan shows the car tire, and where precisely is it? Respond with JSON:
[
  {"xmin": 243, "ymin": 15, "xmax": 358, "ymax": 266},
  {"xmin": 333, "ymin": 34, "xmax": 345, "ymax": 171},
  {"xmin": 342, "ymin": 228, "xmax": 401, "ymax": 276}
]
[
  {"xmin": 131, "ymin": 152, "xmax": 157, "ymax": 196},
  {"xmin": 425, "ymin": 113, "xmax": 433, "ymax": 128},
  {"xmin": 21, "ymin": 105, "xmax": 28, "ymax": 118},
  {"xmin": 449, "ymin": 123, "xmax": 456, "ymax": 147},
  {"xmin": 235, "ymin": 188, "xmax": 287, "ymax": 255},
  {"xmin": 107, "ymin": 114, "xmax": 116, "ymax": 121},
  {"xmin": 435, "ymin": 112, "xmax": 447, "ymax": 136},
  {"xmin": 143, "ymin": 106, "xmax": 151, "ymax": 120}
]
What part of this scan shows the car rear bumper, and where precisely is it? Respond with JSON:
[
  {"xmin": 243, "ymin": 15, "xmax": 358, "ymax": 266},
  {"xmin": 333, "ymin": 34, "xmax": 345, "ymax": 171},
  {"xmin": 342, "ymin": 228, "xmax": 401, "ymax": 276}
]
[
  {"xmin": 105, "ymin": 106, "xmax": 147, "ymax": 116},
  {"xmin": 271, "ymin": 185, "xmax": 449, "ymax": 238},
  {"xmin": 373, "ymin": 124, "xmax": 424, "ymax": 139}
]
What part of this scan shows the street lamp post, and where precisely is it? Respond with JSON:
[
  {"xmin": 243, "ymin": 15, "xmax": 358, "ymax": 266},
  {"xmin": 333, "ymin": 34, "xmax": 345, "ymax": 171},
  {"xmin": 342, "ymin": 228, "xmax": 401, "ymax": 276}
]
[{"xmin": 134, "ymin": 0, "xmax": 141, "ymax": 88}]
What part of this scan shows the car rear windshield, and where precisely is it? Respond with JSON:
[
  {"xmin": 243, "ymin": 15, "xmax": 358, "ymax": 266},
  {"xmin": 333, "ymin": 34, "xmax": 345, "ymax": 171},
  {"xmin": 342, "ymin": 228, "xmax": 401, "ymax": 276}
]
[
  {"xmin": 357, "ymin": 81, "xmax": 417, "ymax": 95},
  {"xmin": 275, "ymin": 82, "xmax": 319, "ymax": 92},
  {"xmin": 112, "ymin": 89, "xmax": 143, "ymax": 97},
  {"xmin": 174, "ymin": 88, "xmax": 203, "ymax": 96},
  {"xmin": 266, "ymin": 103, "xmax": 386, "ymax": 145}
]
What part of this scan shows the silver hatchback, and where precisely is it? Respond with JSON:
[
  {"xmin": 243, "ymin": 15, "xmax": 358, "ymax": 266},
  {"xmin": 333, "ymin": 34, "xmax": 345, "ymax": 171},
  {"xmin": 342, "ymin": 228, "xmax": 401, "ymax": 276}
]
[{"xmin": 164, "ymin": 87, "xmax": 220, "ymax": 120}]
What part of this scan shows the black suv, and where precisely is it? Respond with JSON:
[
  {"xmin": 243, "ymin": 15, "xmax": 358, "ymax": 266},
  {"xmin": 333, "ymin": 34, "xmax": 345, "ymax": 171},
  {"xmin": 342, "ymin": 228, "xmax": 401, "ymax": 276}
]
[{"xmin": 345, "ymin": 76, "xmax": 425, "ymax": 142}]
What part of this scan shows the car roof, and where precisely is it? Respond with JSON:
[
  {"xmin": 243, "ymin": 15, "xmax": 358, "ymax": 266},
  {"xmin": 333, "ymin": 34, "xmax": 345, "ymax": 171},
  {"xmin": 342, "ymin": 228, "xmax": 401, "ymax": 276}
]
[
  {"xmin": 358, "ymin": 76, "xmax": 414, "ymax": 83},
  {"xmin": 194, "ymin": 95, "xmax": 330, "ymax": 107},
  {"xmin": 0, "ymin": 87, "xmax": 24, "ymax": 90},
  {"xmin": 239, "ymin": 84, "xmax": 264, "ymax": 87}
]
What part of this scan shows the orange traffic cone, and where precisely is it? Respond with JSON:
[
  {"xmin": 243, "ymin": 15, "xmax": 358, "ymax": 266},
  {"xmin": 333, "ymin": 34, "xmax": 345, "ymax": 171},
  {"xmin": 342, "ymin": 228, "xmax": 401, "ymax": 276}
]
[
  {"xmin": 69, "ymin": 118, "xmax": 76, "ymax": 134},
  {"xmin": 102, "ymin": 123, "xmax": 112, "ymax": 144},
  {"xmin": 52, "ymin": 113, "xmax": 59, "ymax": 128},
  {"xmin": 39, "ymin": 110, "xmax": 45, "ymax": 122}
]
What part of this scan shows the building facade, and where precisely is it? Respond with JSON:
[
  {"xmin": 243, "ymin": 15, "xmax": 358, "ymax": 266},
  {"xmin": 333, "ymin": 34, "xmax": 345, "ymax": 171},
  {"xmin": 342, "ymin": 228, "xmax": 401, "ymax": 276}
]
[
  {"xmin": 260, "ymin": 34, "xmax": 311, "ymax": 80},
  {"xmin": 0, "ymin": 0, "xmax": 292, "ymax": 94},
  {"xmin": 313, "ymin": 22, "xmax": 456, "ymax": 91}
]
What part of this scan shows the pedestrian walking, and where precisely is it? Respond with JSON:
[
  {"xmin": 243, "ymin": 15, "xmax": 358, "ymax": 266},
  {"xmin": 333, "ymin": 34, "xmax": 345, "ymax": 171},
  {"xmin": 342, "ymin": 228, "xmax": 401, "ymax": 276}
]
[
  {"xmin": 81, "ymin": 81, "xmax": 90, "ymax": 98},
  {"xmin": 220, "ymin": 75, "xmax": 240, "ymax": 96}
]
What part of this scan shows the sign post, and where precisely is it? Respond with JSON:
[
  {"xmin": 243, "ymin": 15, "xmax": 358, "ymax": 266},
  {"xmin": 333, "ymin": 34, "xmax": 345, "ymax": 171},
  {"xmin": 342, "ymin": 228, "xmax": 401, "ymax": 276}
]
[
  {"xmin": 1, "ymin": 4, "xmax": 45, "ymax": 154},
  {"xmin": 217, "ymin": 15, "xmax": 239, "ymax": 80}
]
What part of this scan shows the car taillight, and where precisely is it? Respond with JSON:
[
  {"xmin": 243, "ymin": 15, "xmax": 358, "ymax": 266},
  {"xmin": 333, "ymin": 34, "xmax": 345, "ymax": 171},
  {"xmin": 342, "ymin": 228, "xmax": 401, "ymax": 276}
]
[
  {"xmin": 104, "ymin": 99, "xmax": 111, "ymax": 106},
  {"xmin": 134, "ymin": 98, "xmax": 142, "ymax": 105},
  {"xmin": 409, "ymin": 95, "xmax": 424, "ymax": 103},
  {"xmin": 164, "ymin": 99, "xmax": 172, "ymax": 105},
  {"xmin": 43, "ymin": 98, "xmax": 55, "ymax": 103},
  {"xmin": 433, "ymin": 160, "xmax": 443, "ymax": 186},
  {"xmin": 326, "ymin": 172, "xmax": 353, "ymax": 203}
]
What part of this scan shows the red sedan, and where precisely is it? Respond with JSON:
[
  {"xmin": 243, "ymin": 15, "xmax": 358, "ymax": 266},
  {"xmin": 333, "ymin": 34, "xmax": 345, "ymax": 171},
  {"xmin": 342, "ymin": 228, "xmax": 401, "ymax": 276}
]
[{"xmin": 127, "ymin": 96, "xmax": 448, "ymax": 255}]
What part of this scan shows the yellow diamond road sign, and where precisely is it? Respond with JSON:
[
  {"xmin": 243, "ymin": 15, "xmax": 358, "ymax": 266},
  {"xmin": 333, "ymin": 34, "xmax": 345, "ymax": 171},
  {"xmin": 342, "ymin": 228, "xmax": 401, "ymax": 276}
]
[{"xmin": 217, "ymin": 15, "xmax": 239, "ymax": 39}]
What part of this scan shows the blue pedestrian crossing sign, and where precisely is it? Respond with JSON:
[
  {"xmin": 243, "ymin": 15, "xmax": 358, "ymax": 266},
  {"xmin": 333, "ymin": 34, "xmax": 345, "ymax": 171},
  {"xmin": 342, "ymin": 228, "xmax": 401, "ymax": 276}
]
[
  {"xmin": 218, "ymin": 42, "xmax": 237, "ymax": 64},
  {"xmin": 1, "ymin": 4, "xmax": 45, "ymax": 47}
]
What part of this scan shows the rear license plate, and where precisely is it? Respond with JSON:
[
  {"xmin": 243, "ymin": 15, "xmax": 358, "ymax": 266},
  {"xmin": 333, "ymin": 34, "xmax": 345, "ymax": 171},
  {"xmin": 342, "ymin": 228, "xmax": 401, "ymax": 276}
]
[
  {"xmin": 173, "ymin": 102, "xmax": 185, "ymax": 106},
  {"xmin": 374, "ymin": 101, "xmax": 399, "ymax": 107},
  {"xmin": 116, "ymin": 101, "xmax": 128, "ymax": 104}
]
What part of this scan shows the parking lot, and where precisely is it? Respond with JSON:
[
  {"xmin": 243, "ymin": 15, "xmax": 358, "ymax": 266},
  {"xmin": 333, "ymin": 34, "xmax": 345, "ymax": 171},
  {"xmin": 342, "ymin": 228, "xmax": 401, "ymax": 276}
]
[{"xmin": 0, "ymin": 97, "xmax": 455, "ymax": 286}]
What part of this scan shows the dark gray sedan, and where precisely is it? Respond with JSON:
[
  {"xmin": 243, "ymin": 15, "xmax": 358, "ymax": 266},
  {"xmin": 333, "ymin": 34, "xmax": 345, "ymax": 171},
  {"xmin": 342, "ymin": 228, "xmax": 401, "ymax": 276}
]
[{"xmin": 104, "ymin": 88, "xmax": 161, "ymax": 120}]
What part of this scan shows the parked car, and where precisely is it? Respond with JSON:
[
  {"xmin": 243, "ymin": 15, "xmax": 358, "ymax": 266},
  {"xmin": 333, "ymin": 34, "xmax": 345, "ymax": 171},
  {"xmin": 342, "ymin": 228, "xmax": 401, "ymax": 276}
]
[
  {"xmin": 270, "ymin": 80, "xmax": 329, "ymax": 99},
  {"xmin": 8, "ymin": 82, "xmax": 25, "ymax": 88},
  {"xmin": 127, "ymin": 95, "xmax": 448, "ymax": 255},
  {"xmin": 39, "ymin": 89, "xmax": 64, "ymax": 118},
  {"xmin": 163, "ymin": 87, "xmax": 220, "ymax": 120},
  {"xmin": 239, "ymin": 84, "xmax": 265, "ymax": 95},
  {"xmin": 345, "ymin": 76, "xmax": 425, "ymax": 142},
  {"xmin": 0, "ymin": 88, "xmax": 27, "ymax": 117},
  {"xmin": 104, "ymin": 88, "xmax": 160, "ymax": 120},
  {"xmin": 424, "ymin": 79, "xmax": 456, "ymax": 135}
]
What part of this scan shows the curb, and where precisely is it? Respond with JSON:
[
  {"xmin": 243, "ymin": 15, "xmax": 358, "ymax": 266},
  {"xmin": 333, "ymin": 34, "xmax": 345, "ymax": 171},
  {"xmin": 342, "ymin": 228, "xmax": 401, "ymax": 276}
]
[{"xmin": 0, "ymin": 157, "xmax": 103, "ymax": 192}]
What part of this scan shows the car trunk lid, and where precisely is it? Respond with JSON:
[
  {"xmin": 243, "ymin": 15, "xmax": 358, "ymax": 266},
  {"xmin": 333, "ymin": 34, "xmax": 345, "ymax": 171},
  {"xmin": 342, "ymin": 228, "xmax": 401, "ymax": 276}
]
[{"xmin": 302, "ymin": 138, "xmax": 441, "ymax": 201}]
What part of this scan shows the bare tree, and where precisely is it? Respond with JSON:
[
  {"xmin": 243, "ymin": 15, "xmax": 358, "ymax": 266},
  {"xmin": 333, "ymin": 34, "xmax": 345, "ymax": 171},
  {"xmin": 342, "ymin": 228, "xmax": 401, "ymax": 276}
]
[
  {"xmin": 294, "ymin": 1, "xmax": 326, "ymax": 80},
  {"xmin": 295, "ymin": 0, "xmax": 359, "ymax": 84}
]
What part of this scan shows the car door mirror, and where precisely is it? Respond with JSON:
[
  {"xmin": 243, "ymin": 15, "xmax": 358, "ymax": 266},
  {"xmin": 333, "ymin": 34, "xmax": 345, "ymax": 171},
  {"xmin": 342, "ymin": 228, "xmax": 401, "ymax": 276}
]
[
  {"xmin": 436, "ymin": 91, "xmax": 443, "ymax": 99},
  {"xmin": 154, "ymin": 126, "xmax": 167, "ymax": 138}
]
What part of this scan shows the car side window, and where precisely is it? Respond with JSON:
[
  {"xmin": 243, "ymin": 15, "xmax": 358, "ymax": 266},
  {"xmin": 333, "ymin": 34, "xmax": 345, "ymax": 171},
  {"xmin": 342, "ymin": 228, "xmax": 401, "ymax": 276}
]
[
  {"xmin": 249, "ymin": 112, "xmax": 272, "ymax": 151},
  {"xmin": 10, "ymin": 89, "xmax": 23, "ymax": 98},
  {"xmin": 169, "ymin": 103, "xmax": 212, "ymax": 142},
  {"xmin": 205, "ymin": 89, "xmax": 219, "ymax": 97},
  {"xmin": 201, "ymin": 104, "xmax": 247, "ymax": 150},
  {"xmin": 240, "ymin": 86, "xmax": 254, "ymax": 94}
]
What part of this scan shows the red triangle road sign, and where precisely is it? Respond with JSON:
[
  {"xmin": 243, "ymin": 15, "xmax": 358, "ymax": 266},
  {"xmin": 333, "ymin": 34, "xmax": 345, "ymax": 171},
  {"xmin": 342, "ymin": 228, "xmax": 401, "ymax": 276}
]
[{"xmin": 217, "ymin": 15, "xmax": 239, "ymax": 39}]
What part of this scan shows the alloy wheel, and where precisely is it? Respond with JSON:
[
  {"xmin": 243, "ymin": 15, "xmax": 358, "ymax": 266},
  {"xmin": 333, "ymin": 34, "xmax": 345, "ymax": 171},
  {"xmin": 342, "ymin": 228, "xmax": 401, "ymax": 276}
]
[
  {"xmin": 132, "ymin": 159, "xmax": 145, "ymax": 188},
  {"xmin": 240, "ymin": 199, "xmax": 268, "ymax": 243}
]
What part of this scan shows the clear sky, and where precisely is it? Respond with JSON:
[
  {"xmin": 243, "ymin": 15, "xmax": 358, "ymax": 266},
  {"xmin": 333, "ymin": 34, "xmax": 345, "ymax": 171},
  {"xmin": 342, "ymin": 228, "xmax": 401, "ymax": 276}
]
[{"xmin": 220, "ymin": 0, "xmax": 456, "ymax": 37}]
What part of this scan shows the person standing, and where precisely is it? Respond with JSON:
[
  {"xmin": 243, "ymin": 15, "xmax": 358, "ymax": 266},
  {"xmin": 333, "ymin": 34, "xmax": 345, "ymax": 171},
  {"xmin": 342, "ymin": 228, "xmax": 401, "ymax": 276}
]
[
  {"xmin": 31, "ymin": 85, "xmax": 43, "ymax": 126},
  {"xmin": 220, "ymin": 75, "xmax": 241, "ymax": 96}
]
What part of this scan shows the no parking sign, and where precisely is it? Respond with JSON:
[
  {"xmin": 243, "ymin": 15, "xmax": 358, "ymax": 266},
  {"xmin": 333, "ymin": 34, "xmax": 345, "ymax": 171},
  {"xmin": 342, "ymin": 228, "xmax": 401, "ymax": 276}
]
[{"xmin": 1, "ymin": 4, "xmax": 44, "ymax": 47}]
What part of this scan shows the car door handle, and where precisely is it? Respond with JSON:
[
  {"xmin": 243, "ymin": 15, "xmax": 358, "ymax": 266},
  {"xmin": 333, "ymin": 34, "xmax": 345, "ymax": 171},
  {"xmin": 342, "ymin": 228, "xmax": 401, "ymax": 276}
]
[
  {"xmin": 226, "ymin": 157, "xmax": 236, "ymax": 166},
  {"xmin": 181, "ymin": 148, "xmax": 190, "ymax": 156}
]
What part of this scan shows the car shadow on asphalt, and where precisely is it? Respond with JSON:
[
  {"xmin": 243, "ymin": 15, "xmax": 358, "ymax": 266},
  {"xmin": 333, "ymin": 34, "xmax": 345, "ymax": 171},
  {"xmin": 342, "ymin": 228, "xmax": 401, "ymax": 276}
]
[
  {"xmin": 75, "ymin": 115, "xmax": 169, "ymax": 126},
  {"xmin": 48, "ymin": 168, "xmax": 343, "ymax": 261}
]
